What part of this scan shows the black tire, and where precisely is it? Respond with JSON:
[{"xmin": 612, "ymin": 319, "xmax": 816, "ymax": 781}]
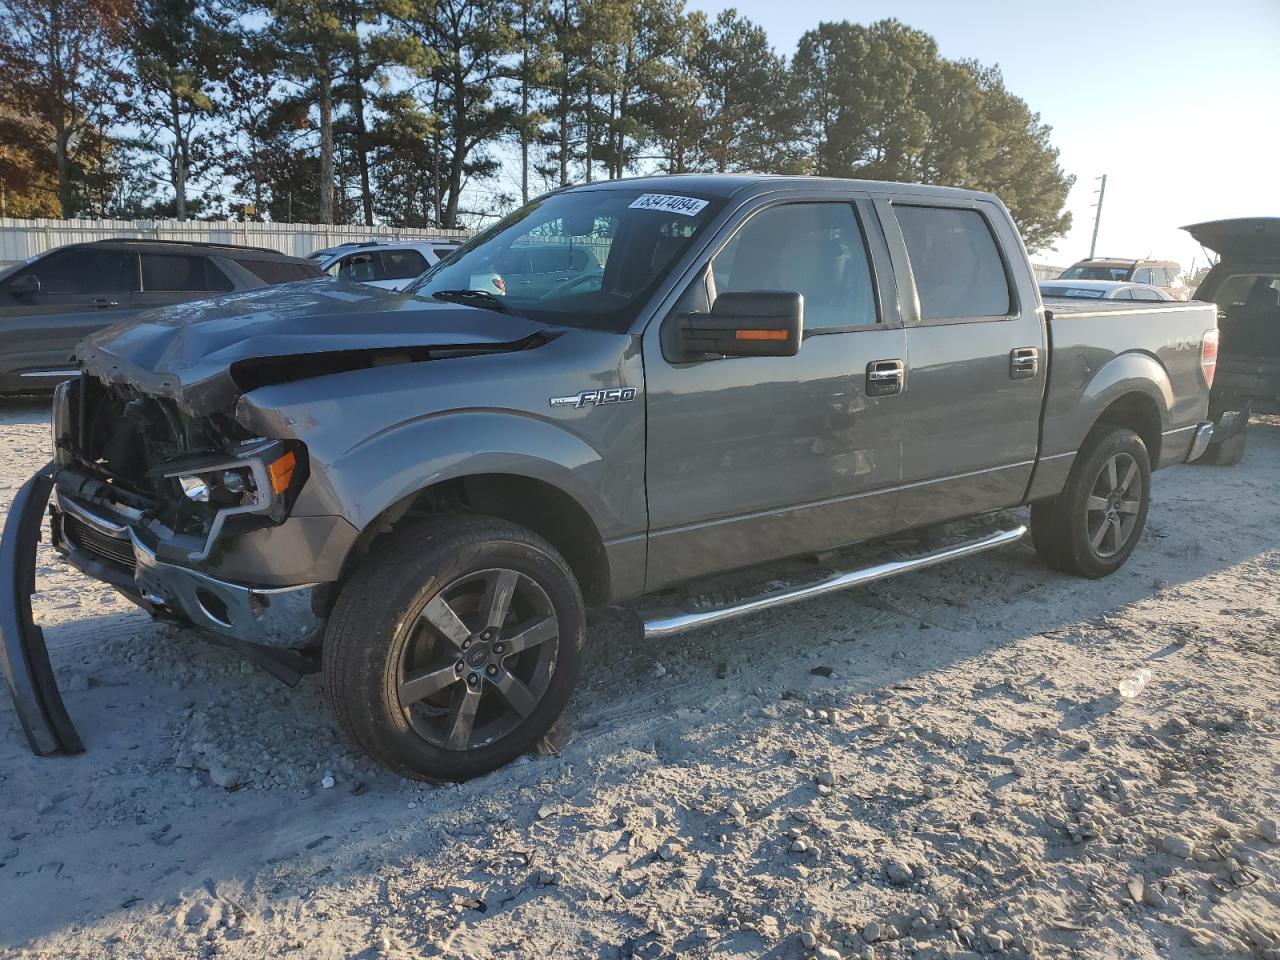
[
  {"xmin": 322, "ymin": 515, "xmax": 584, "ymax": 782},
  {"xmin": 1031, "ymin": 426, "xmax": 1152, "ymax": 579}
]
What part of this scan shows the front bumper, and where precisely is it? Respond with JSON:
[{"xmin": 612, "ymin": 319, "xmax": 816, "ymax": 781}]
[{"xmin": 51, "ymin": 491, "xmax": 326, "ymax": 649}]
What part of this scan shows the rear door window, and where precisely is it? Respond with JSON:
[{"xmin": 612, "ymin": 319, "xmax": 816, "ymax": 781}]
[
  {"xmin": 895, "ymin": 205, "xmax": 1011, "ymax": 320},
  {"xmin": 237, "ymin": 259, "xmax": 317, "ymax": 284},
  {"xmin": 140, "ymin": 254, "xmax": 233, "ymax": 292},
  {"xmin": 380, "ymin": 249, "xmax": 428, "ymax": 280}
]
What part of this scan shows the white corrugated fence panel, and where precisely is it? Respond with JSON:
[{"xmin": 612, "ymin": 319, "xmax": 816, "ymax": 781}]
[{"xmin": 0, "ymin": 218, "xmax": 471, "ymax": 266}]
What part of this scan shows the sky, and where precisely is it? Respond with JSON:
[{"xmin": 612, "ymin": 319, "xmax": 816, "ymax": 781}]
[{"xmin": 684, "ymin": 0, "xmax": 1280, "ymax": 271}]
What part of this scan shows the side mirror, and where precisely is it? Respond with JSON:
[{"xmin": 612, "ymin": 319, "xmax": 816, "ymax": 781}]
[
  {"xmin": 680, "ymin": 291, "xmax": 803, "ymax": 358},
  {"xmin": 10, "ymin": 274, "xmax": 41, "ymax": 298}
]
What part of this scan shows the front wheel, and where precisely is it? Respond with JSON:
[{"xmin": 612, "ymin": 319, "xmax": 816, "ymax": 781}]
[
  {"xmin": 322, "ymin": 516, "xmax": 584, "ymax": 781},
  {"xmin": 1031, "ymin": 426, "xmax": 1152, "ymax": 579}
]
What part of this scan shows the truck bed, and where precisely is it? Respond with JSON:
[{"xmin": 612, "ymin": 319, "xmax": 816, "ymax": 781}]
[{"xmin": 1035, "ymin": 298, "xmax": 1218, "ymax": 483}]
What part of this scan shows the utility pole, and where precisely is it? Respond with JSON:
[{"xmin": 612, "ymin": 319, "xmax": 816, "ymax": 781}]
[{"xmin": 1088, "ymin": 174, "xmax": 1107, "ymax": 258}]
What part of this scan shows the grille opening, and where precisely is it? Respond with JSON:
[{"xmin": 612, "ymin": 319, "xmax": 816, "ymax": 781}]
[{"xmin": 62, "ymin": 514, "xmax": 136, "ymax": 574}]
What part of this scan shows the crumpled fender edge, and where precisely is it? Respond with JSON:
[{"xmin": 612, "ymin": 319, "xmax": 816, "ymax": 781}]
[{"xmin": 0, "ymin": 462, "xmax": 84, "ymax": 756}]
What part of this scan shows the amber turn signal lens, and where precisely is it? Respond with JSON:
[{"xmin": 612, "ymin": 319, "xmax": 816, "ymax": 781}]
[
  {"xmin": 267, "ymin": 450, "xmax": 297, "ymax": 494},
  {"xmin": 735, "ymin": 329, "xmax": 788, "ymax": 341}
]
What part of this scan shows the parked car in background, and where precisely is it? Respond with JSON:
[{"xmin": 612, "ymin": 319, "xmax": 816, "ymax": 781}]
[
  {"xmin": 1058, "ymin": 258, "xmax": 1189, "ymax": 300},
  {"xmin": 1182, "ymin": 217, "xmax": 1280, "ymax": 464},
  {"xmin": 309, "ymin": 240, "xmax": 464, "ymax": 290},
  {"xmin": 2, "ymin": 175, "xmax": 1218, "ymax": 781},
  {"xmin": 0, "ymin": 240, "xmax": 321, "ymax": 395},
  {"xmin": 1039, "ymin": 279, "xmax": 1174, "ymax": 301}
]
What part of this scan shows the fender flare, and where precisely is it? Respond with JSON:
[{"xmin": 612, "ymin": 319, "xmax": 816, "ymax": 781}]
[
  {"xmin": 0, "ymin": 464, "xmax": 84, "ymax": 756},
  {"xmin": 1078, "ymin": 351, "xmax": 1173, "ymax": 444}
]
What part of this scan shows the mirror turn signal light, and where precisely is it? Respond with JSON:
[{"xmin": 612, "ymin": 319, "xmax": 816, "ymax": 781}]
[{"xmin": 735, "ymin": 329, "xmax": 789, "ymax": 341}]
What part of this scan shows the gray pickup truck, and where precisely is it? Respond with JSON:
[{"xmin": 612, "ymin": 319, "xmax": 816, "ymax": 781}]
[{"xmin": 1, "ymin": 176, "xmax": 1219, "ymax": 781}]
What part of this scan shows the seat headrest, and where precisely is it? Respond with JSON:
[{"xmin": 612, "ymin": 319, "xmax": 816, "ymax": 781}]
[{"xmin": 1244, "ymin": 280, "xmax": 1279, "ymax": 309}]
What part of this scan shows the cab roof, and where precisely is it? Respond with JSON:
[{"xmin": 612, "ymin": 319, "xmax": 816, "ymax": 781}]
[{"xmin": 560, "ymin": 173, "xmax": 1003, "ymax": 205}]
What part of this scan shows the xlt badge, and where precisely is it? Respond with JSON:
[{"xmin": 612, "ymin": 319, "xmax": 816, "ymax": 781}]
[{"xmin": 550, "ymin": 387, "xmax": 638, "ymax": 409}]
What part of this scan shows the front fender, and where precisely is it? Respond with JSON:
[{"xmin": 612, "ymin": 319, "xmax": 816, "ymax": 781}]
[{"xmin": 306, "ymin": 410, "xmax": 639, "ymax": 540}]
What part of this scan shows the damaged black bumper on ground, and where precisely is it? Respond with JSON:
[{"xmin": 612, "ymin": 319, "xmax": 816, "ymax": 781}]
[
  {"xmin": 0, "ymin": 464, "xmax": 83, "ymax": 756},
  {"xmin": 2, "ymin": 463, "xmax": 333, "ymax": 757}
]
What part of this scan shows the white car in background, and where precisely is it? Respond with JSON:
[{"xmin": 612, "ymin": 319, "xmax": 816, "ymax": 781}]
[
  {"xmin": 1038, "ymin": 279, "xmax": 1176, "ymax": 302},
  {"xmin": 308, "ymin": 239, "xmax": 464, "ymax": 291}
]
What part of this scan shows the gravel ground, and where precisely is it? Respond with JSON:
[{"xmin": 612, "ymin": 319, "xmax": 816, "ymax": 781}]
[{"xmin": 1, "ymin": 396, "xmax": 1278, "ymax": 959}]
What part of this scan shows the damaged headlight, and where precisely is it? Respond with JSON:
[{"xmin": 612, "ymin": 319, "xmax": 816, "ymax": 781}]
[
  {"xmin": 162, "ymin": 440, "xmax": 303, "ymax": 516},
  {"xmin": 178, "ymin": 475, "xmax": 212, "ymax": 502}
]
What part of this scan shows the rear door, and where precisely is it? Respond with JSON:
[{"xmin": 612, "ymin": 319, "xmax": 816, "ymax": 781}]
[
  {"xmin": 0, "ymin": 247, "xmax": 138, "ymax": 387},
  {"xmin": 133, "ymin": 252, "xmax": 234, "ymax": 311},
  {"xmin": 877, "ymin": 197, "xmax": 1047, "ymax": 528},
  {"xmin": 642, "ymin": 193, "xmax": 908, "ymax": 588}
]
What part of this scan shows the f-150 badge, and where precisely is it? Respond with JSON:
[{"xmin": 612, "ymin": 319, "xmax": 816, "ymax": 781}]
[{"xmin": 549, "ymin": 387, "xmax": 638, "ymax": 409}]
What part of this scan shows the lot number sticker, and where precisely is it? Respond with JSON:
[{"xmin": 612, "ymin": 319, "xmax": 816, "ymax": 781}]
[{"xmin": 628, "ymin": 193, "xmax": 709, "ymax": 216}]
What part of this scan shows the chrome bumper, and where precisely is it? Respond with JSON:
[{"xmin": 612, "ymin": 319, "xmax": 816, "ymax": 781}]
[
  {"xmin": 1184, "ymin": 420, "xmax": 1215, "ymax": 463},
  {"xmin": 52, "ymin": 491, "xmax": 324, "ymax": 649}
]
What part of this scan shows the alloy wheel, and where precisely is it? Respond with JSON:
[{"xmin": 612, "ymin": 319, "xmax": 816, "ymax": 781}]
[
  {"xmin": 396, "ymin": 568, "xmax": 560, "ymax": 751},
  {"xmin": 1084, "ymin": 452, "xmax": 1143, "ymax": 559}
]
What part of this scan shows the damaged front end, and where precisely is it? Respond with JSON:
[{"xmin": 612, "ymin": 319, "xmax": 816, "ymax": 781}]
[
  {"xmin": 2, "ymin": 375, "xmax": 327, "ymax": 755},
  {"xmin": 49, "ymin": 375, "xmax": 324, "ymax": 647}
]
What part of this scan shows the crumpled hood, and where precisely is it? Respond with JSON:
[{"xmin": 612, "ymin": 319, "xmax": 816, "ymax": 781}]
[{"xmin": 78, "ymin": 280, "xmax": 554, "ymax": 416}]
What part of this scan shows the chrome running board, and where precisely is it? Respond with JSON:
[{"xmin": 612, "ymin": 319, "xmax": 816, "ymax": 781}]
[{"xmin": 642, "ymin": 524, "xmax": 1026, "ymax": 639}]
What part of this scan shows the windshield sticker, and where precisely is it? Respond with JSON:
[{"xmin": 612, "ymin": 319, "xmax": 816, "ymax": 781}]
[{"xmin": 628, "ymin": 193, "xmax": 709, "ymax": 217}]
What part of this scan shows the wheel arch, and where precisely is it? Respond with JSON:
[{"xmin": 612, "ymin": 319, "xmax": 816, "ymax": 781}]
[
  {"xmin": 1093, "ymin": 391, "xmax": 1163, "ymax": 464},
  {"xmin": 1079, "ymin": 351, "xmax": 1173, "ymax": 464},
  {"xmin": 337, "ymin": 472, "xmax": 613, "ymax": 609}
]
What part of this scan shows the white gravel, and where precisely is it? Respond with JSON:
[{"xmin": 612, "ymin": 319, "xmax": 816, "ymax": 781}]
[{"xmin": 1, "ymin": 395, "xmax": 1279, "ymax": 959}]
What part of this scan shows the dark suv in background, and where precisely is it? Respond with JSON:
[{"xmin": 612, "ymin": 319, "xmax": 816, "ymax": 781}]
[{"xmin": 0, "ymin": 239, "xmax": 321, "ymax": 394}]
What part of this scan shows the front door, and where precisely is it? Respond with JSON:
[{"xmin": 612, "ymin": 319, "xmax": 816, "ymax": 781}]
[
  {"xmin": 0, "ymin": 247, "xmax": 138, "ymax": 389},
  {"xmin": 642, "ymin": 197, "xmax": 908, "ymax": 589},
  {"xmin": 875, "ymin": 198, "xmax": 1047, "ymax": 528}
]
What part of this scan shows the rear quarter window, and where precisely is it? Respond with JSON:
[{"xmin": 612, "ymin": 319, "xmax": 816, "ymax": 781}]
[
  {"xmin": 235, "ymin": 258, "xmax": 320, "ymax": 284},
  {"xmin": 895, "ymin": 205, "xmax": 1011, "ymax": 320}
]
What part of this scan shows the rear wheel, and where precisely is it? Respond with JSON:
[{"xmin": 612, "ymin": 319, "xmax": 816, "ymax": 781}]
[
  {"xmin": 1031, "ymin": 426, "xmax": 1151, "ymax": 578},
  {"xmin": 322, "ymin": 516, "xmax": 584, "ymax": 781}
]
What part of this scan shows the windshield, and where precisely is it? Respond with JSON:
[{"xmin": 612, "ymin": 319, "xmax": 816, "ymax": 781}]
[
  {"xmin": 1212, "ymin": 273, "xmax": 1280, "ymax": 307},
  {"xmin": 1060, "ymin": 264, "xmax": 1133, "ymax": 281},
  {"xmin": 406, "ymin": 188, "xmax": 725, "ymax": 331}
]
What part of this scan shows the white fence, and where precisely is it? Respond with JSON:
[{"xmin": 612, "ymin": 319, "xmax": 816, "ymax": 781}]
[{"xmin": 0, "ymin": 218, "xmax": 471, "ymax": 267}]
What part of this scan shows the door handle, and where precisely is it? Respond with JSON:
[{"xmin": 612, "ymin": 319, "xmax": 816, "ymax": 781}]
[
  {"xmin": 866, "ymin": 358, "xmax": 905, "ymax": 397},
  {"xmin": 1009, "ymin": 347, "xmax": 1039, "ymax": 380},
  {"xmin": 92, "ymin": 298, "xmax": 119, "ymax": 309}
]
